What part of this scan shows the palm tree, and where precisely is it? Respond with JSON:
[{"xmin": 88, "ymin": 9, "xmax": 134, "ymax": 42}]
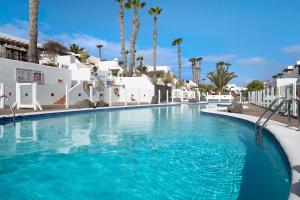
[
  {"xmin": 28, "ymin": 0, "xmax": 39, "ymax": 63},
  {"xmin": 195, "ymin": 57, "xmax": 203, "ymax": 84},
  {"xmin": 115, "ymin": 0, "xmax": 127, "ymax": 70},
  {"xmin": 172, "ymin": 38, "xmax": 183, "ymax": 82},
  {"xmin": 136, "ymin": 56, "xmax": 144, "ymax": 68},
  {"xmin": 207, "ymin": 62, "xmax": 237, "ymax": 92},
  {"xmin": 189, "ymin": 57, "xmax": 197, "ymax": 83},
  {"xmin": 149, "ymin": 6, "xmax": 162, "ymax": 81},
  {"xmin": 125, "ymin": 0, "xmax": 146, "ymax": 76},
  {"xmin": 69, "ymin": 43, "xmax": 84, "ymax": 54}
]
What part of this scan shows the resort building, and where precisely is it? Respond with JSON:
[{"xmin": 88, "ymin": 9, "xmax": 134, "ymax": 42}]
[
  {"xmin": 226, "ymin": 84, "xmax": 247, "ymax": 93},
  {"xmin": 0, "ymin": 32, "xmax": 43, "ymax": 62},
  {"xmin": 146, "ymin": 65, "xmax": 170, "ymax": 74},
  {"xmin": 0, "ymin": 33, "xmax": 156, "ymax": 108}
]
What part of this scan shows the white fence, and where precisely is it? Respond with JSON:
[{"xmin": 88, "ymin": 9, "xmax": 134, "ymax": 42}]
[
  {"xmin": 0, "ymin": 82, "xmax": 3, "ymax": 108},
  {"xmin": 206, "ymin": 92, "xmax": 233, "ymax": 102},
  {"xmin": 248, "ymin": 83, "xmax": 298, "ymax": 116}
]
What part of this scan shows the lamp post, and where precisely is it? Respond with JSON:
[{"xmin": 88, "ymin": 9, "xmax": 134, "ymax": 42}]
[{"xmin": 96, "ymin": 44, "xmax": 104, "ymax": 60}]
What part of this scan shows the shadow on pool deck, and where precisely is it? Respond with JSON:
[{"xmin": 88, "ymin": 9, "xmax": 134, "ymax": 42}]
[
  {"xmin": 292, "ymin": 165, "xmax": 300, "ymax": 198},
  {"xmin": 223, "ymin": 103, "xmax": 300, "ymax": 128}
]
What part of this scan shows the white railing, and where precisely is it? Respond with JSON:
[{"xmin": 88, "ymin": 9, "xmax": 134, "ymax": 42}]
[
  {"xmin": 206, "ymin": 92, "xmax": 233, "ymax": 102},
  {"xmin": 248, "ymin": 83, "xmax": 298, "ymax": 116},
  {"xmin": 13, "ymin": 82, "xmax": 42, "ymax": 111},
  {"xmin": 0, "ymin": 83, "xmax": 3, "ymax": 108}
]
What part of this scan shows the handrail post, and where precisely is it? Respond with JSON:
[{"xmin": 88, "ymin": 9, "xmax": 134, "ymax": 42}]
[
  {"xmin": 297, "ymin": 99, "xmax": 300, "ymax": 131},
  {"xmin": 65, "ymin": 84, "xmax": 69, "ymax": 109},
  {"xmin": 0, "ymin": 83, "xmax": 4, "ymax": 109},
  {"xmin": 288, "ymin": 100, "xmax": 292, "ymax": 128}
]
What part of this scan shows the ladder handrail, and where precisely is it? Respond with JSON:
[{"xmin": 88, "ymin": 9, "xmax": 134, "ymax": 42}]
[
  {"xmin": 258, "ymin": 99, "xmax": 287, "ymax": 131},
  {"xmin": 256, "ymin": 97, "xmax": 300, "ymax": 132},
  {"xmin": 255, "ymin": 97, "xmax": 286, "ymax": 128},
  {"xmin": 0, "ymin": 95, "xmax": 16, "ymax": 124}
]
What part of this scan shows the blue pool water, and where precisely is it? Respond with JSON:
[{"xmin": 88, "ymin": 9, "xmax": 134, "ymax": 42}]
[{"xmin": 0, "ymin": 105, "xmax": 290, "ymax": 200}]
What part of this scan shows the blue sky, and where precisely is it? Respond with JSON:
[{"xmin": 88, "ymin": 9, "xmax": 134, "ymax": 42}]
[{"xmin": 1, "ymin": 0, "xmax": 300, "ymax": 86}]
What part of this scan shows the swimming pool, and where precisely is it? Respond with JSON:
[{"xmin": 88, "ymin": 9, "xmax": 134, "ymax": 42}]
[{"xmin": 0, "ymin": 104, "xmax": 290, "ymax": 199}]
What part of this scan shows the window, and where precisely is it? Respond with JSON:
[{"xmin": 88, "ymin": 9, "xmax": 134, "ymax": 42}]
[{"xmin": 16, "ymin": 68, "xmax": 44, "ymax": 84}]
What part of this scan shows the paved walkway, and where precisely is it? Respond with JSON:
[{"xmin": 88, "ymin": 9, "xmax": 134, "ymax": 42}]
[
  {"xmin": 0, "ymin": 102, "xmax": 154, "ymax": 116},
  {"xmin": 240, "ymin": 103, "xmax": 299, "ymax": 128}
]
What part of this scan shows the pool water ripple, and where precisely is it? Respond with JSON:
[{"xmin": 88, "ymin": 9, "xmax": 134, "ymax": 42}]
[{"xmin": 0, "ymin": 105, "xmax": 290, "ymax": 200}]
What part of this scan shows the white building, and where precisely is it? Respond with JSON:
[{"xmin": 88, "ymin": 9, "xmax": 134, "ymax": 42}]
[
  {"xmin": 146, "ymin": 65, "xmax": 170, "ymax": 73},
  {"xmin": 0, "ymin": 33, "xmax": 156, "ymax": 109},
  {"xmin": 226, "ymin": 84, "xmax": 247, "ymax": 93},
  {"xmin": 89, "ymin": 56, "xmax": 123, "ymax": 76}
]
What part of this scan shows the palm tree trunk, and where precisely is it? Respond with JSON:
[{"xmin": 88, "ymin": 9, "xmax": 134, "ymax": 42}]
[
  {"xmin": 28, "ymin": 0, "xmax": 39, "ymax": 63},
  {"xmin": 129, "ymin": 8, "xmax": 140, "ymax": 76},
  {"xmin": 178, "ymin": 45, "xmax": 182, "ymax": 82},
  {"xmin": 153, "ymin": 16, "xmax": 157, "ymax": 80},
  {"xmin": 198, "ymin": 62, "xmax": 201, "ymax": 84},
  {"xmin": 192, "ymin": 62, "xmax": 195, "ymax": 83},
  {"xmin": 118, "ymin": 2, "xmax": 127, "ymax": 70}
]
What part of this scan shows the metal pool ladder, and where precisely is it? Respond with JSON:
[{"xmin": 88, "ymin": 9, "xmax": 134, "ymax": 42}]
[
  {"xmin": 255, "ymin": 97, "xmax": 300, "ymax": 133},
  {"xmin": 0, "ymin": 95, "xmax": 16, "ymax": 124}
]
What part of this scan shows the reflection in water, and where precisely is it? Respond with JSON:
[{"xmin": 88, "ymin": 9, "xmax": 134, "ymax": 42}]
[
  {"xmin": 255, "ymin": 132, "xmax": 264, "ymax": 149},
  {"xmin": 0, "ymin": 105, "xmax": 290, "ymax": 200}
]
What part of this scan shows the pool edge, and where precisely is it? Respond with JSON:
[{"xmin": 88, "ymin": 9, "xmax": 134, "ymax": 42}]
[
  {"xmin": 200, "ymin": 107, "xmax": 300, "ymax": 200},
  {"xmin": 0, "ymin": 103, "xmax": 181, "ymax": 124}
]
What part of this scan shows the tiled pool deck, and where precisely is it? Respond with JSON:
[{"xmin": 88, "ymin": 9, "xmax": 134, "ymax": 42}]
[{"xmin": 201, "ymin": 106, "xmax": 300, "ymax": 200}]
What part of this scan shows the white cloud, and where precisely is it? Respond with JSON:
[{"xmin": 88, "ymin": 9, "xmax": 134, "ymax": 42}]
[
  {"xmin": 282, "ymin": 44, "xmax": 300, "ymax": 53},
  {"xmin": 236, "ymin": 57, "xmax": 268, "ymax": 65},
  {"xmin": 0, "ymin": 20, "xmax": 238, "ymax": 70},
  {"xmin": 136, "ymin": 47, "xmax": 190, "ymax": 68},
  {"xmin": 202, "ymin": 54, "xmax": 237, "ymax": 63},
  {"xmin": 0, "ymin": 20, "xmax": 186, "ymax": 66}
]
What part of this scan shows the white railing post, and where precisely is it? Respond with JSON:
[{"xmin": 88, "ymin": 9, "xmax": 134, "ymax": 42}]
[
  {"xmin": 293, "ymin": 83, "xmax": 297, "ymax": 116},
  {"xmin": 181, "ymin": 89, "xmax": 183, "ymax": 102},
  {"xmin": 89, "ymin": 85, "xmax": 93, "ymax": 103},
  {"xmin": 16, "ymin": 83, "xmax": 20, "ymax": 109},
  {"xmin": 271, "ymin": 87, "xmax": 274, "ymax": 103},
  {"xmin": 218, "ymin": 92, "xmax": 221, "ymax": 102},
  {"xmin": 125, "ymin": 88, "xmax": 128, "ymax": 106},
  {"xmin": 109, "ymin": 87, "xmax": 112, "ymax": 107},
  {"xmin": 260, "ymin": 90, "xmax": 263, "ymax": 106},
  {"xmin": 266, "ymin": 88, "xmax": 270, "ymax": 107},
  {"xmin": 0, "ymin": 83, "xmax": 4, "ymax": 108},
  {"xmin": 65, "ymin": 84, "xmax": 69, "ymax": 109},
  {"xmin": 138, "ymin": 89, "xmax": 141, "ymax": 105},
  {"xmin": 248, "ymin": 91, "xmax": 250, "ymax": 103},
  {"xmin": 32, "ymin": 82, "xmax": 37, "ymax": 111},
  {"xmin": 206, "ymin": 92, "xmax": 209, "ymax": 102},
  {"xmin": 197, "ymin": 90, "xmax": 200, "ymax": 102},
  {"xmin": 239, "ymin": 93, "xmax": 242, "ymax": 103},
  {"xmin": 166, "ymin": 90, "xmax": 169, "ymax": 103},
  {"xmin": 158, "ymin": 89, "xmax": 161, "ymax": 104},
  {"xmin": 171, "ymin": 90, "xmax": 174, "ymax": 103},
  {"xmin": 258, "ymin": 90, "xmax": 261, "ymax": 106}
]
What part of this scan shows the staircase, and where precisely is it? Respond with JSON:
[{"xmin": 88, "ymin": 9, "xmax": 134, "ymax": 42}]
[{"xmin": 54, "ymin": 95, "xmax": 66, "ymax": 105}]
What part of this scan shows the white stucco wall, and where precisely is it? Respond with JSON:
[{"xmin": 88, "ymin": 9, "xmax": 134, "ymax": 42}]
[
  {"xmin": 276, "ymin": 78, "xmax": 297, "ymax": 87},
  {"xmin": 0, "ymin": 58, "xmax": 71, "ymax": 105},
  {"xmin": 105, "ymin": 76, "xmax": 154, "ymax": 103}
]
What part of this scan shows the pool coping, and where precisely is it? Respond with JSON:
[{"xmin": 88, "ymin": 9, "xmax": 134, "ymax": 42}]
[
  {"xmin": 201, "ymin": 107, "xmax": 300, "ymax": 200},
  {"xmin": 0, "ymin": 103, "xmax": 181, "ymax": 123}
]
